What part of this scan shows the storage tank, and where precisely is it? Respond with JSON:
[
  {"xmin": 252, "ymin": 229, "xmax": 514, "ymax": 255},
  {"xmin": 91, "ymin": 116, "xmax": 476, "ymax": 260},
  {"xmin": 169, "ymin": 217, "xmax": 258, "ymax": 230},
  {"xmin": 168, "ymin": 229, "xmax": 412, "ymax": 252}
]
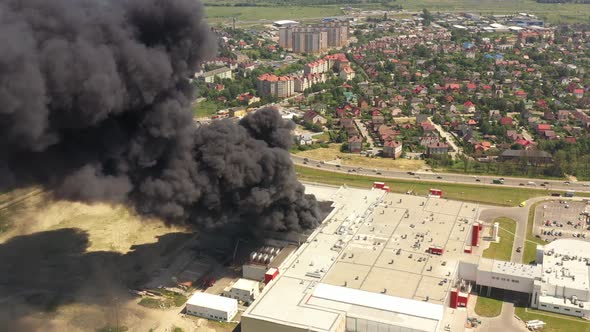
[
  {"xmin": 492, "ymin": 222, "xmax": 499, "ymax": 241},
  {"xmin": 471, "ymin": 223, "xmax": 480, "ymax": 246}
]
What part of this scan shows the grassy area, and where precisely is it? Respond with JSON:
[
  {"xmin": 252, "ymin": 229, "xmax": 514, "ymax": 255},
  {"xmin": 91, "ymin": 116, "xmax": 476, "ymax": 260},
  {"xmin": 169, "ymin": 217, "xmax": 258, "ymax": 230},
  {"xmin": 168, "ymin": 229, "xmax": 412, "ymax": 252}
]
[
  {"xmin": 482, "ymin": 217, "xmax": 516, "ymax": 261},
  {"xmin": 523, "ymin": 200, "xmax": 549, "ymax": 264},
  {"xmin": 193, "ymin": 100, "xmax": 218, "ymax": 118},
  {"xmin": 515, "ymin": 306, "xmax": 590, "ymax": 332},
  {"xmin": 96, "ymin": 326, "xmax": 128, "ymax": 332},
  {"xmin": 296, "ymin": 165, "xmax": 577, "ymax": 206},
  {"xmin": 137, "ymin": 290, "xmax": 187, "ymax": 309},
  {"xmin": 203, "ymin": 0, "xmax": 589, "ymax": 24},
  {"xmin": 205, "ymin": 5, "xmax": 343, "ymax": 24},
  {"xmin": 474, "ymin": 288, "xmax": 504, "ymax": 317},
  {"xmin": 294, "ymin": 144, "xmax": 426, "ymax": 171},
  {"xmin": 393, "ymin": 0, "xmax": 590, "ymax": 24},
  {"xmin": 138, "ymin": 298, "xmax": 161, "ymax": 309}
]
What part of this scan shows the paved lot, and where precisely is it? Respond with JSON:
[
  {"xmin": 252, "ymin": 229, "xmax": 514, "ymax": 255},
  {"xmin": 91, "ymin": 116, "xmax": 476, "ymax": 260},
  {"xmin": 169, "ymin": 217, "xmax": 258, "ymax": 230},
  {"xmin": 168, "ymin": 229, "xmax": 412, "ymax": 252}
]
[{"xmin": 534, "ymin": 200, "xmax": 590, "ymax": 242}]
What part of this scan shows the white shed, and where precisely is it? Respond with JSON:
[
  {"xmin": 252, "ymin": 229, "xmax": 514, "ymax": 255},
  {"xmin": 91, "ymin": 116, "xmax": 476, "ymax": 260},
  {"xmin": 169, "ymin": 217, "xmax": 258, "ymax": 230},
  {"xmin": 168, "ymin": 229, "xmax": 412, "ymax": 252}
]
[
  {"xmin": 224, "ymin": 278, "xmax": 260, "ymax": 304},
  {"xmin": 186, "ymin": 292, "xmax": 238, "ymax": 322}
]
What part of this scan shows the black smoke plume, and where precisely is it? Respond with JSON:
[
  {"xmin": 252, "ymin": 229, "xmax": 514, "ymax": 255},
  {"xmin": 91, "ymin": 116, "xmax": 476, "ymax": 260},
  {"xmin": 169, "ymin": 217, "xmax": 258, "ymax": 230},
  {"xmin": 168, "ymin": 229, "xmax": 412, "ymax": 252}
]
[{"xmin": 0, "ymin": 0, "xmax": 320, "ymax": 232}]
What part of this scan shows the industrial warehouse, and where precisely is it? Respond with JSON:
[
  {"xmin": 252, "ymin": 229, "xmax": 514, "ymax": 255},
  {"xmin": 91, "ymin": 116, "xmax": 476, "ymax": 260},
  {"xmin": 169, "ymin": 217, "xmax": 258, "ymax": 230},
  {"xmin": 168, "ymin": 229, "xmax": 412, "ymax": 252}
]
[
  {"xmin": 233, "ymin": 184, "xmax": 590, "ymax": 332},
  {"xmin": 241, "ymin": 185, "xmax": 482, "ymax": 332}
]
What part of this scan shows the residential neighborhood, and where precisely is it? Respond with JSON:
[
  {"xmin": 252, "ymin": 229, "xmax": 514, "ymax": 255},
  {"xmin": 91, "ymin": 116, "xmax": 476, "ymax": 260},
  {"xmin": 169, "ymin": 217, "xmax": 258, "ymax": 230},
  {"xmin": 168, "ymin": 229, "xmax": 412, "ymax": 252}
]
[{"xmin": 192, "ymin": 10, "xmax": 589, "ymax": 180}]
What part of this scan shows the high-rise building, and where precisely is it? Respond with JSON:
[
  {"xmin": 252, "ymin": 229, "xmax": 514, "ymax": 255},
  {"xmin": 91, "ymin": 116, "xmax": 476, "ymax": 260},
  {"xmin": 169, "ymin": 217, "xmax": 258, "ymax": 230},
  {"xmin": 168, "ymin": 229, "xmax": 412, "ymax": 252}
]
[
  {"xmin": 281, "ymin": 22, "xmax": 348, "ymax": 54},
  {"xmin": 257, "ymin": 73, "xmax": 294, "ymax": 98},
  {"xmin": 278, "ymin": 27, "xmax": 293, "ymax": 50}
]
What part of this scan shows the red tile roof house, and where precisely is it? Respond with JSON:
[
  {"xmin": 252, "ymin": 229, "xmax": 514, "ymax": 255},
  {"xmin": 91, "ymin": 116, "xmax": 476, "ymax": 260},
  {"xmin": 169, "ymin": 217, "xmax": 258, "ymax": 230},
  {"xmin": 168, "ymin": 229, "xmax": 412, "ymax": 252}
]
[
  {"xmin": 515, "ymin": 90, "xmax": 528, "ymax": 99},
  {"xmin": 427, "ymin": 142, "xmax": 449, "ymax": 156},
  {"xmin": 574, "ymin": 88, "xmax": 585, "ymax": 99},
  {"xmin": 420, "ymin": 122, "xmax": 436, "ymax": 133},
  {"xmin": 473, "ymin": 141, "xmax": 491, "ymax": 153},
  {"xmin": 515, "ymin": 139, "xmax": 532, "ymax": 147},
  {"xmin": 536, "ymin": 123, "xmax": 552, "ymax": 134},
  {"xmin": 500, "ymin": 117, "xmax": 513, "ymax": 126},
  {"xmin": 383, "ymin": 140, "xmax": 403, "ymax": 159},
  {"xmin": 348, "ymin": 136, "xmax": 363, "ymax": 153},
  {"xmin": 463, "ymin": 101, "xmax": 476, "ymax": 113}
]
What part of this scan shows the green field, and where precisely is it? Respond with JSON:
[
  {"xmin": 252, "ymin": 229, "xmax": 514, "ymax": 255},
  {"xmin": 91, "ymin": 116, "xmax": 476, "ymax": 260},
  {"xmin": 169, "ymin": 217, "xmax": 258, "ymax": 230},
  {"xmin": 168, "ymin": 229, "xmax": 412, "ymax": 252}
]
[
  {"xmin": 203, "ymin": 0, "xmax": 590, "ymax": 24},
  {"xmin": 295, "ymin": 165, "xmax": 585, "ymax": 207},
  {"xmin": 522, "ymin": 201, "xmax": 548, "ymax": 264},
  {"xmin": 392, "ymin": 0, "xmax": 589, "ymax": 23},
  {"xmin": 482, "ymin": 217, "xmax": 516, "ymax": 261},
  {"xmin": 475, "ymin": 288, "xmax": 504, "ymax": 317},
  {"xmin": 193, "ymin": 100, "xmax": 218, "ymax": 118},
  {"xmin": 515, "ymin": 307, "xmax": 590, "ymax": 332},
  {"xmin": 205, "ymin": 5, "xmax": 343, "ymax": 25}
]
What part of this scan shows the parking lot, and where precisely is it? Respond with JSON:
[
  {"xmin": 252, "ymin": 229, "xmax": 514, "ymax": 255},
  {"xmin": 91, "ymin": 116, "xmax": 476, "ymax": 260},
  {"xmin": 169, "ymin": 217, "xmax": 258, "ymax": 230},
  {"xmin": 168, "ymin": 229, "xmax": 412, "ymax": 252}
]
[{"xmin": 534, "ymin": 200, "xmax": 590, "ymax": 241}]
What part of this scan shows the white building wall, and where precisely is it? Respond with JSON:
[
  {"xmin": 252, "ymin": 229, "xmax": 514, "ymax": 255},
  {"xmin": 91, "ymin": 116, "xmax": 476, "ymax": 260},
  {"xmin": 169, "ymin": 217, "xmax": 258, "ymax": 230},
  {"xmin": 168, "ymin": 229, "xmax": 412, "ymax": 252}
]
[
  {"xmin": 345, "ymin": 317, "xmax": 431, "ymax": 332},
  {"xmin": 243, "ymin": 264, "xmax": 267, "ymax": 281},
  {"xmin": 186, "ymin": 302, "xmax": 237, "ymax": 322},
  {"xmin": 537, "ymin": 299, "xmax": 590, "ymax": 318},
  {"xmin": 458, "ymin": 261, "xmax": 478, "ymax": 281}
]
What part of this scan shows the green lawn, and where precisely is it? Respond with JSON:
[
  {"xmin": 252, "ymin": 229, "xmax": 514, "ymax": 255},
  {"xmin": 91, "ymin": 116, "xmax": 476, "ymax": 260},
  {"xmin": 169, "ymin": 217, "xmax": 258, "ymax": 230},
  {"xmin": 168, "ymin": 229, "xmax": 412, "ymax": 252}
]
[
  {"xmin": 203, "ymin": 0, "xmax": 590, "ymax": 24},
  {"xmin": 515, "ymin": 307, "xmax": 590, "ymax": 332},
  {"xmin": 474, "ymin": 288, "xmax": 504, "ymax": 317},
  {"xmin": 393, "ymin": 0, "xmax": 590, "ymax": 23},
  {"xmin": 482, "ymin": 217, "xmax": 516, "ymax": 261},
  {"xmin": 205, "ymin": 5, "xmax": 343, "ymax": 24},
  {"xmin": 295, "ymin": 165, "xmax": 582, "ymax": 207},
  {"xmin": 522, "ymin": 201, "xmax": 548, "ymax": 264},
  {"xmin": 193, "ymin": 100, "xmax": 218, "ymax": 118}
]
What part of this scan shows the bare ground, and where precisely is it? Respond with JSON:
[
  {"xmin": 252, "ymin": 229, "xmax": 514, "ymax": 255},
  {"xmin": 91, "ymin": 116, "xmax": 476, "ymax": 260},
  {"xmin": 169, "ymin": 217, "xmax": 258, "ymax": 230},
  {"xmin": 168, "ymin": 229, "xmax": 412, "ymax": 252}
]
[{"xmin": 0, "ymin": 188, "xmax": 237, "ymax": 332}]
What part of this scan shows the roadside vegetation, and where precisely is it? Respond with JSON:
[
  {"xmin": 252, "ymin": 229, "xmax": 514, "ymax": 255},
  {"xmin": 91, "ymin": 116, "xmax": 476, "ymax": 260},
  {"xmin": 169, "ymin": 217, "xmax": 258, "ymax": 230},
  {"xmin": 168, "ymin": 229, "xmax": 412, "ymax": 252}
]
[
  {"xmin": 522, "ymin": 201, "xmax": 549, "ymax": 264},
  {"xmin": 482, "ymin": 217, "xmax": 516, "ymax": 261}
]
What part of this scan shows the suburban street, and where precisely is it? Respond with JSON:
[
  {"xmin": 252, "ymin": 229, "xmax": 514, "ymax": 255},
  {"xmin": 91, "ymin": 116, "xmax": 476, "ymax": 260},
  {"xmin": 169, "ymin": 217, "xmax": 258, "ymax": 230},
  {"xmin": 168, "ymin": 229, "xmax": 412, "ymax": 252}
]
[
  {"xmin": 291, "ymin": 154, "xmax": 590, "ymax": 193},
  {"xmin": 428, "ymin": 116, "xmax": 463, "ymax": 157}
]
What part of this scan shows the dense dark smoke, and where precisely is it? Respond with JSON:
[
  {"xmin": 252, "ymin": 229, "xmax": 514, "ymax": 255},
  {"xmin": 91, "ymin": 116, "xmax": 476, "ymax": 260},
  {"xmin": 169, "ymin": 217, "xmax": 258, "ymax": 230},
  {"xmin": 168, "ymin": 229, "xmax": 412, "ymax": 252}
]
[{"xmin": 0, "ymin": 0, "xmax": 320, "ymax": 232}]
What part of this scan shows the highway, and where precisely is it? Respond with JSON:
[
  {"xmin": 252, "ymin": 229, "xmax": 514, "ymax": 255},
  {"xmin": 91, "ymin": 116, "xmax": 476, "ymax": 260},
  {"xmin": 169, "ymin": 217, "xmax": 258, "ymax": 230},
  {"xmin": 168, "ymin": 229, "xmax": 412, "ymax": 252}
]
[{"xmin": 291, "ymin": 154, "xmax": 590, "ymax": 193}]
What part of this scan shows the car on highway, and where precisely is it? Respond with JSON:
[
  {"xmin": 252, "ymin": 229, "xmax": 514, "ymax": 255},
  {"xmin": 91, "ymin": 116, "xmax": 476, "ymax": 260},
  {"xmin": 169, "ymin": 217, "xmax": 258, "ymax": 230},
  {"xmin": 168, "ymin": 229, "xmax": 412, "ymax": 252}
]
[
  {"xmin": 376, "ymin": 172, "xmax": 382, "ymax": 175},
  {"xmin": 519, "ymin": 183, "xmax": 524, "ymax": 186},
  {"xmin": 436, "ymin": 176, "xmax": 442, "ymax": 179},
  {"xmin": 516, "ymin": 246, "xmax": 522, "ymax": 253},
  {"xmin": 475, "ymin": 178, "xmax": 481, "ymax": 182}
]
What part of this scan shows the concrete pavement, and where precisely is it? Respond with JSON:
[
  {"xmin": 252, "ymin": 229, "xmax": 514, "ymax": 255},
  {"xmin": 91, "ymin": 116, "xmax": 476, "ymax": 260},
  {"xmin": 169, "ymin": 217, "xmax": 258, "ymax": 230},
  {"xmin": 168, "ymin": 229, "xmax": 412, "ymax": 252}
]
[{"xmin": 292, "ymin": 154, "xmax": 590, "ymax": 193}]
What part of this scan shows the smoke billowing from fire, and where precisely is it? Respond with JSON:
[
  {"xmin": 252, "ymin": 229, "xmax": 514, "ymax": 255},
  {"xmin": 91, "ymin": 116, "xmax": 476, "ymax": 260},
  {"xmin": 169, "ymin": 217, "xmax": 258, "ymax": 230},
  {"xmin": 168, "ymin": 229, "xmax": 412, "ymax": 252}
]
[{"xmin": 0, "ymin": 0, "xmax": 320, "ymax": 232}]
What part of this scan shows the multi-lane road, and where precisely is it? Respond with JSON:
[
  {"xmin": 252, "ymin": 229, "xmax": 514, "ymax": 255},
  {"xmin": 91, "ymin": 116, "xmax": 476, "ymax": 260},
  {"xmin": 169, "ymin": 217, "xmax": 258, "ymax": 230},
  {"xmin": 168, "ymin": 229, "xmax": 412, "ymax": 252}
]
[{"xmin": 291, "ymin": 154, "xmax": 590, "ymax": 193}]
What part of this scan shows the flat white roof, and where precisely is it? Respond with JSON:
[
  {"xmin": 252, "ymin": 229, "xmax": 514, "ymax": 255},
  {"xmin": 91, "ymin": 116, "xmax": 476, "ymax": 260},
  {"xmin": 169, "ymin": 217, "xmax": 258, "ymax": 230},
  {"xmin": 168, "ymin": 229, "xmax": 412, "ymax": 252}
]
[
  {"xmin": 187, "ymin": 292, "xmax": 237, "ymax": 312},
  {"xmin": 313, "ymin": 283, "xmax": 444, "ymax": 321},
  {"xmin": 232, "ymin": 278, "xmax": 260, "ymax": 291},
  {"xmin": 274, "ymin": 20, "xmax": 299, "ymax": 25},
  {"xmin": 542, "ymin": 239, "xmax": 590, "ymax": 291}
]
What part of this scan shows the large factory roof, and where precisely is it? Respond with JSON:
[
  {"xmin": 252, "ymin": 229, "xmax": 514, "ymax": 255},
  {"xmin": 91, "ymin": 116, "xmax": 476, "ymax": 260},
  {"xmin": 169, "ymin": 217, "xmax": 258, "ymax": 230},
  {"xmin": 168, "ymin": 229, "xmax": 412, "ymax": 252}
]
[
  {"xmin": 478, "ymin": 258, "xmax": 541, "ymax": 279},
  {"xmin": 541, "ymin": 239, "xmax": 590, "ymax": 290},
  {"xmin": 313, "ymin": 283, "xmax": 444, "ymax": 321},
  {"xmin": 243, "ymin": 184, "xmax": 481, "ymax": 332}
]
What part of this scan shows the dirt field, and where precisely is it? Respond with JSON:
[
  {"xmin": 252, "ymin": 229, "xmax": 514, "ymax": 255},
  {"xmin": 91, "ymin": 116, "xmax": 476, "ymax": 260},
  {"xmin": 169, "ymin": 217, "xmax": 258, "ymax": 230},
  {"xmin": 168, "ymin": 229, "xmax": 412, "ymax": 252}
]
[
  {"xmin": 295, "ymin": 144, "xmax": 426, "ymax": 171},
  {"xmin": 0, "ymin": 188, "xmax": 238, "ymax": 332}
]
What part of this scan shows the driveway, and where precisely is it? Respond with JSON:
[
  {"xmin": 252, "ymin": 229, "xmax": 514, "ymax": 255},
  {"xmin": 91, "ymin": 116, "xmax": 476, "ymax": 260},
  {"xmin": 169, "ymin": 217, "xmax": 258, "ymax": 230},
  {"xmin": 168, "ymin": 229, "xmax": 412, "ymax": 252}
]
[
  {"xmin": 428, "ymin": 117, "xmax": 462, "ymax": 157},
  {"xmin": 354, "ymin": 119, "xmax": 374, "ymax": 148}
]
